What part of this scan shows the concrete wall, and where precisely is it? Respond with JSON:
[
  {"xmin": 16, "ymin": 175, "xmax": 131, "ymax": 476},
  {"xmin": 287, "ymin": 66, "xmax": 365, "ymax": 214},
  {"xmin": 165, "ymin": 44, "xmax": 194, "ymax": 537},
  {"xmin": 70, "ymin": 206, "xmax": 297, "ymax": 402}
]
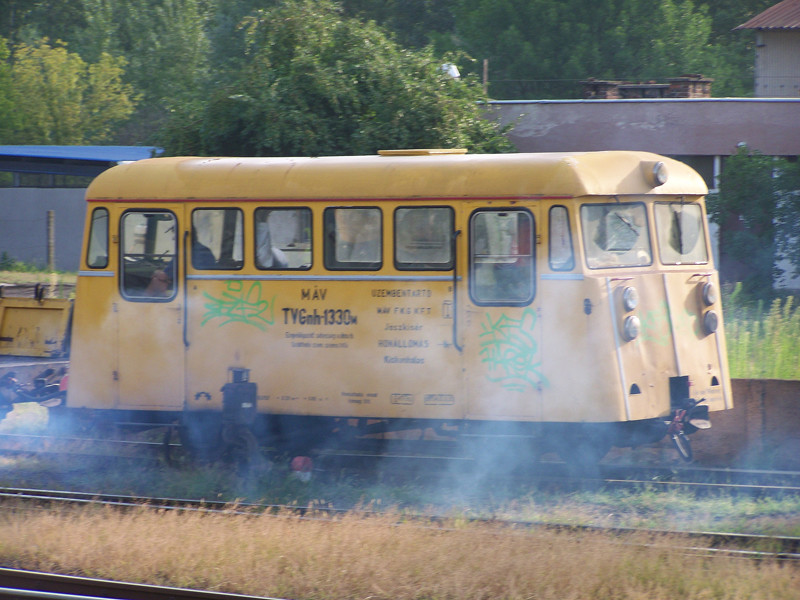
[
  {"xmin": 0, "ymin": 188, "xmax": 86, "ymax": 271},
  {"xmin": 691, "ymin": 379, "xmax": 800, "ymax": 469}
]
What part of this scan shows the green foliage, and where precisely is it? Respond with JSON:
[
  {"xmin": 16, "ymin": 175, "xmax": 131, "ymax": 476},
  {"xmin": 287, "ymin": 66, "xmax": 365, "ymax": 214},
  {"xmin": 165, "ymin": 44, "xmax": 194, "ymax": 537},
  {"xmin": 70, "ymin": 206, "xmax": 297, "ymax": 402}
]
[
  {"xmin": 450, "ymin": 0, "xmax": 768, "ymax": 99},
  {"xmin": 0, "ymin": 0, "xmax": 785, "ymax": 144},
  {"xmin": 160, "ymin": 0, "xmax": 512, "ymax": 156},
  {"xmin": 723, "ymin": 285, "xmax": 800, "ymax": 380},
  {"xmin": 707, "ymin": 147, "xmax": 779, "ymax": 301},
  {"xmin": 707, "ymin": 147, "xmax": 800, "ymax": 301},
  {"xmin": 6, "ymin": 39, "xmax": 137, "ymax": 144},
  {"xmin": 0, "ymin": 39, "xmax": 18, "ymax": 141},
  {"xmin": 451, "ymin": 0, "xmax": 717, "ymax": 98},
  {"xmin": 0, "ymin": 252, "xmax": 52, "ymax": 272}
]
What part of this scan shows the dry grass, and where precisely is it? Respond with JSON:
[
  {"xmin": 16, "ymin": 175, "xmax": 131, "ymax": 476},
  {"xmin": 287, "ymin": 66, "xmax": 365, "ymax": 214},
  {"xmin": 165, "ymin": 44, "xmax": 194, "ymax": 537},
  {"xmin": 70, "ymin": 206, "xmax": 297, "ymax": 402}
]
[{"xmin": 0, "ymin": 505, "xmax": 796, "ymax": 599}]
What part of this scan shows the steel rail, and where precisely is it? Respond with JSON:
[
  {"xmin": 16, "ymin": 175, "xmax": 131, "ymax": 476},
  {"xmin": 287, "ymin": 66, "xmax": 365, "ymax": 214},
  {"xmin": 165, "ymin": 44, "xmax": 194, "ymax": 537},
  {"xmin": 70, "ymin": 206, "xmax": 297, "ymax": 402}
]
[
  {"xmin": 2, "ymin": 486, "xmax": 799, "ymax": 562},
  {"xmin": 0, "ymin": 567, "xmax": 281, "ymax": 600}
]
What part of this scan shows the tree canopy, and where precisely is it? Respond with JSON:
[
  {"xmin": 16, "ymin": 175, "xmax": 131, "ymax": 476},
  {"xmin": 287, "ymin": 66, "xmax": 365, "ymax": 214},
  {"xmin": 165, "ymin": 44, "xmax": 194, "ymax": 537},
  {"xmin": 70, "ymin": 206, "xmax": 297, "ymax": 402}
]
[
  {"xmin": 161, "ymin": 0, "xmax": 512, "ymax": 156},
  {"xmin": 4, "ymin": 38, "xmax": 136, "ymax": 145},
  {"xmin": 0, "ymin": 0, "xmax": 785, "ymax": 147}
]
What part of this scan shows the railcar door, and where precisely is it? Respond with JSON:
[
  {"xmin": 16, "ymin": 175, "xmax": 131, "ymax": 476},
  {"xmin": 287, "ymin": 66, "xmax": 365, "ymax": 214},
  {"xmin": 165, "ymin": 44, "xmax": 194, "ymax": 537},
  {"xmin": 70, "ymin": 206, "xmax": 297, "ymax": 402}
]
[
  {"xmin": 115, "ymin": 209, "xmax": 184, "ymax": 410},
  {"xmin": 461, "ymin": 206, "xmax": 543, "ymax": 421}
]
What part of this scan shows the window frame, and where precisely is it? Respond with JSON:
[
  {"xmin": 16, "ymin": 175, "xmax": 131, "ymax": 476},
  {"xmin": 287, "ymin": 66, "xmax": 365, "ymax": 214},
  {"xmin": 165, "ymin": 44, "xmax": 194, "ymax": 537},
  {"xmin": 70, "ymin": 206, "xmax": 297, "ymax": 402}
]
[
  {"xmin": 190, "ymin": 207, "xmax": 244, "ymax": 271},
  {"xmin": 323, "ymin": 206, "xmax": 383, "ymax": 271},
  {"xmin": 580, "ymin": 201, "xmax": 653, "ymax": 269},
  {"xmin": 468, "ymin": 208, "xmax": 536, "ymax": 307},
  {"xmin": 254, "ymin": 206, "xmax": 313, "ymax": 271},
  {"xmin": 393, "ymin": 205, "xmax": 455, "ymax": 271},
  {"xmin": 86, "ymin": 207, "xmax": 109, "ymax": 269},
  {"xmin": 653, "ymin": 201, "xmax": 709, "ymax": 266},
  {"xmin": 119, "ymin": 209, "xmax": 178, "ymax": 302},
  {"xmin": 548, "ymin": 205, "xmax": 575, "ymax": 271}
]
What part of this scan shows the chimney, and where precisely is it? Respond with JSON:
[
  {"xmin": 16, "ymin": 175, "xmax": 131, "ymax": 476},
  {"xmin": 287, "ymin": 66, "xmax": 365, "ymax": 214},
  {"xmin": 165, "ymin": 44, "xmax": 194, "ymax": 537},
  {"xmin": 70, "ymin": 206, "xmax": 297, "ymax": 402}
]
[{"xmin": 667, "ymin": 74, "xmax": 713, "ymax": 98}]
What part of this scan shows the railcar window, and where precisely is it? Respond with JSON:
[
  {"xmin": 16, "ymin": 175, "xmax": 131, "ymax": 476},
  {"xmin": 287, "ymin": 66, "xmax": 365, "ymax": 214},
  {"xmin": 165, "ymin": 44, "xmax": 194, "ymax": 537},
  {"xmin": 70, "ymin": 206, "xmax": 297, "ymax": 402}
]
[
  {"xmin": 255, "ymin": 208, "xmax": 312, "ymax": 269},
  {"xmin": 469, "ymin": 210, "xmax": 535, "ymax": 305},
  {"xmin": 580, "ymin": 203, "xmax": 652, "ymax": 268},
  {"xmin": 548, "ymin": 205, "xmax": 574, "ymax": 271},
  {"xmin": 191, "ymin": 209, "xmax": 243, "ymax": 269},
  {"xmin": 120, "ymin": 211, "xmax": 177, "ymax": 301},
  {"xmin": 394, "ymin": 207, "xmax": 454, "ymax": 270},
  {"xmin": 86, "ymin": 207, "xmax": 109, "ymax": 268},
  {"xmin": 324, "ymin": 207, "xmax": 382, "ymax": 270},
  {"xmin": 654, "ymin": 202, "xmax": 708, "ymax": 265}
]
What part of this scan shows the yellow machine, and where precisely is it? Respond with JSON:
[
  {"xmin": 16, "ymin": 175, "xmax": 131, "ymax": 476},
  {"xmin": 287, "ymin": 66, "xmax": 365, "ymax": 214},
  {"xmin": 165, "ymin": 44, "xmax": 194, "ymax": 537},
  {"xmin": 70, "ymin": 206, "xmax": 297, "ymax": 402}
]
[{"xmin": 51, "ymin": 150, "xmax": 730, "ymax": 462}]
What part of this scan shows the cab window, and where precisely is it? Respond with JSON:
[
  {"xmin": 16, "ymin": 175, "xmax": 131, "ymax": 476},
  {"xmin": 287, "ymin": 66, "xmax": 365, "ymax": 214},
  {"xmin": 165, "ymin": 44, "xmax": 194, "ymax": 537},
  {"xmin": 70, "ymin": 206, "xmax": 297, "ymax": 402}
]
[
  {"xmin": 394, "ymin": 206, "xmax": 454, "ymax": 270},
  {"xmin": 654, "ymin": 202, "xmax": 708, "ymax": 265},
  {"xmin": 324, "ymin": 207, "xmax": 382, "ymax": 270},
  {"xmin": 120, "ymin": 211, "xmax": 177, "ymax": 301},
  {"xmin": 191, "ymin": 208, "xmax": 243, "ymax": 269},
  {"xmin": 580, "ymin": 202, "xmax": 652, "ymax": 268},
  {"xmin": 255, "ymin": 207, "xmax": 312, "ymax": 269},
  {"xmin": 548, "ymin": 205, "xmax": 574, "ymax": 271},
  {"xmin": 86, "ymin": 207, "xmax": 109, "ymax": 268},
  {"xmin": 469, "ymin": 209, "xmax": 535, "ymax": 305}
]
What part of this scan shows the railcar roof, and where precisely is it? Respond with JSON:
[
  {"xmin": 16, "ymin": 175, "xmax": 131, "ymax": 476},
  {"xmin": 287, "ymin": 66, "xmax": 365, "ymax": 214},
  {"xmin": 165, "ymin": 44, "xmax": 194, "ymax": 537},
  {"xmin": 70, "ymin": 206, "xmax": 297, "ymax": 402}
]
[{"xmin": 85, "ymin": 151, "xmax": 707, "ymax": 202}]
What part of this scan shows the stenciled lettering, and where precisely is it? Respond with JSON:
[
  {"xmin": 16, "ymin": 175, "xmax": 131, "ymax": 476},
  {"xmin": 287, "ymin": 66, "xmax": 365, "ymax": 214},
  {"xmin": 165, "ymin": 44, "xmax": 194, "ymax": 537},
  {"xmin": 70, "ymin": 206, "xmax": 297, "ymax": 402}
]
[
  {"xmin": 301, "ymin": 287, "xmax": 327, "ymax": 301},
  {"xmin": 282, "ymin": 307, "xmax": 358, "ymax": 325}
]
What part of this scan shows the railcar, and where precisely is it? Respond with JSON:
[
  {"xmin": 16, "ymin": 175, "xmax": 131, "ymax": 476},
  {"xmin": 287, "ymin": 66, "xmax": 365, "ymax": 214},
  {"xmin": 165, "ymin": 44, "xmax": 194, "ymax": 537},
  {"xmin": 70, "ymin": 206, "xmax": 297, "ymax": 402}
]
[{"xmin": 3, "ymin": 150, "xmax": 732, "ymax": 463}]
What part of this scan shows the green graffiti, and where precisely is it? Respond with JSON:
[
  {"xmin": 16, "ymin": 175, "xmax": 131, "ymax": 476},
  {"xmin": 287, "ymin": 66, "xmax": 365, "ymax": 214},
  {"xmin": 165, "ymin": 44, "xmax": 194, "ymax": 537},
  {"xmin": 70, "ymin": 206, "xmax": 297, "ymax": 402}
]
[
  {"xmin": 638, "ymin": 300, "xmax": 671, "ymax": 346},
  {"xmin": 479, "ymin": 309, "xmax": 548, "ymax": 392},
  {"xmin": 202, "ymin": 281, "xmax": 275, "ymax": 330},
  {"xmin": 637, "ymin": 301, "xmax": 704, "ymax": 345}
]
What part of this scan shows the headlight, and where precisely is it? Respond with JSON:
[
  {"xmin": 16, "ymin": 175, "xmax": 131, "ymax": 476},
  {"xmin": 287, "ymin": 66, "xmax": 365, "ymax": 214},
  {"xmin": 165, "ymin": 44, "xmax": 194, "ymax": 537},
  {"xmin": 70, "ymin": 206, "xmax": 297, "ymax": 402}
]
[
  {"xmin": 622, "ymin": 286, "xmax": 639, "ymax": 312},
  {"xmin": 623, "ymin": 315, "xmax": 641, "ymax": 341},
  {"xmin": 703, "ymin": 310, "xmax": 719, "ymax": 335},
  {"xmin": 642, "ymin": 160, "xmax": 668, "ymax": 187},
  {"xmin": 701, "ymin": 282, "xmax": 717, "ymax": 306}
]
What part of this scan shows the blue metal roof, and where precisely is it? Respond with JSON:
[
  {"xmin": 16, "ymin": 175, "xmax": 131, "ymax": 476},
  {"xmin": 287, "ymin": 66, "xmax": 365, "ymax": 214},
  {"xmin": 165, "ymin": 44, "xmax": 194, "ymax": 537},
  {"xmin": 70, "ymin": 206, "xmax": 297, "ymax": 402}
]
[{"xmin": 0, "ymin": 145, "xmax": 162, "ymax": 162}]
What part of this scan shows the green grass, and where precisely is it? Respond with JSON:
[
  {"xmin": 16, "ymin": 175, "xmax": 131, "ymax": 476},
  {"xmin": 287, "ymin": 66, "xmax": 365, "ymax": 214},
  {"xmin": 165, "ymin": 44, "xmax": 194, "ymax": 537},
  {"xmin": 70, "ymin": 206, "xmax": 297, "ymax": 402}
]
[{"xmin": 724, "ymin": 288, "xmax": 800, "ymax": 379}]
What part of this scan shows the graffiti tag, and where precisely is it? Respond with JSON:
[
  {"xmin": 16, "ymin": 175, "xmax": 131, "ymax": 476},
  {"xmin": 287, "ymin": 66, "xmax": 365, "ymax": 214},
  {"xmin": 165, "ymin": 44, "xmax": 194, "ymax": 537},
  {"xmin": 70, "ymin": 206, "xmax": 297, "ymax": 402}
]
[
  {"xmin": 479, "ymin": 309, "xmax": 548, "ymax": 392},
  {"xmin": 202, "ymin": 281, "xmax": 276, "ymax": 330}
]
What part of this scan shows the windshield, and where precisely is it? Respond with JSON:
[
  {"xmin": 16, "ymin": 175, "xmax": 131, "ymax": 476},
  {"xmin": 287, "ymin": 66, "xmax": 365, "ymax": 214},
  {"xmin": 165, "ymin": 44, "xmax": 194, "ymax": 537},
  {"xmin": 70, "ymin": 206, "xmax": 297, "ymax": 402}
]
[
  {"xmin": 580, "ymin": 202, "xmax": 652, "ymax": 268},
  {"xmin": 654, "ymin": 202, "xmax": 708, "ymax": 265}
]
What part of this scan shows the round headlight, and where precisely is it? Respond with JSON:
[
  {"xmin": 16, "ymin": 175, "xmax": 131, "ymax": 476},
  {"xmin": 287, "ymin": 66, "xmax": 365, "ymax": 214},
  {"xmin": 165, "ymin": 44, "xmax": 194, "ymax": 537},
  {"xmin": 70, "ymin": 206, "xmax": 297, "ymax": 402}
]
[
  {"xmin": 623, "ymin": 315, "xmax": 641, "ymax": 341},
  {"xmin": 703, "ymin": 310, "xmax": 719, "ymax": 335},
  {"xmin": 701, "ymin": 282, "xmax": 717, "ymax": 306},
  {"xmin": 652, "ymin": 161, "xmax": 668, "ymax": 186},
  {"xmin": 622, "ymin": 286, "xmax": 639, "ymax": 312},
  {"xmin": 642, "ymin": 161, "xmax": 668, "ymax": 187}
]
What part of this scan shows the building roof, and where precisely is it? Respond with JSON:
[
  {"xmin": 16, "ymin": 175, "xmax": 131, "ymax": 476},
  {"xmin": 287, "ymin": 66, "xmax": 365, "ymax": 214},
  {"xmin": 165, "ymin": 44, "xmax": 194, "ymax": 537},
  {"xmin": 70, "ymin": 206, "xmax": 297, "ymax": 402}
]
[
  {"xmin": 736, "ymin": 0, "xmax": 800, "ymax": 30},
  {"xmin": 487, "ymin": 98, "xmax": 800, "ymax": 157},
  {"xmin": 0, "ymin": 145, "xmax": 163, "ymax": 177}
]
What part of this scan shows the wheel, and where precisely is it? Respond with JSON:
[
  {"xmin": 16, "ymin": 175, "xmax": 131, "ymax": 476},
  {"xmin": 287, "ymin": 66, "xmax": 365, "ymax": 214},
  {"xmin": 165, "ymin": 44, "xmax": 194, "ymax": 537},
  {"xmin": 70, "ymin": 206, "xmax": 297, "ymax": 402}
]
[{"xmin": 671, "ymin": 431, "xmax": 693, "ymax": 462}]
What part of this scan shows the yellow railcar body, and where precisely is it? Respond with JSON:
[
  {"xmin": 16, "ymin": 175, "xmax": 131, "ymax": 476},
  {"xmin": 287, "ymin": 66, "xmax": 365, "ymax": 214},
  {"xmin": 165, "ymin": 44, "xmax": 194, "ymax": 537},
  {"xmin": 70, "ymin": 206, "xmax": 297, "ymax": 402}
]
[{"xmin": 67, "ymin": 151, "xmax": 730, "ymax": 441}]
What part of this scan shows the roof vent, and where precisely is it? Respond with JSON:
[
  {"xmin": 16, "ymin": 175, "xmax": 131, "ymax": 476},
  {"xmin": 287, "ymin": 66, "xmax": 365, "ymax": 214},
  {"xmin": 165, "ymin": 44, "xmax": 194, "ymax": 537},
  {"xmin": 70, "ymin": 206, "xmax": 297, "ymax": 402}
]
[{"xmin": 378, "ymin": 149, "xmax": 468, "ymax": 156}]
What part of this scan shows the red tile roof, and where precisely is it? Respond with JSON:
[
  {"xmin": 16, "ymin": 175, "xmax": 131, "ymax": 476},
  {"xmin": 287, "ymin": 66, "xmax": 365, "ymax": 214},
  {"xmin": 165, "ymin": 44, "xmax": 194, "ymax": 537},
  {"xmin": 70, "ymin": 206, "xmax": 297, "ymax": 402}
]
[{"xmin": 737, "ymin": 0, "xmax": 800, "ymax": 29}]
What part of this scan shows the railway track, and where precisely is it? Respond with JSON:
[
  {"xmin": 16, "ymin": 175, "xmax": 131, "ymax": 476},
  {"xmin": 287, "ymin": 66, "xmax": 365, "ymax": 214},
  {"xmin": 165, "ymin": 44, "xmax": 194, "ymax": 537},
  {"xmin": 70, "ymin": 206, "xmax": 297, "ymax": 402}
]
[
  {"xmin": 0, "ymin": 567, "xmax": 278, "ymax": 600},
  {"xmin": 1, "ymin": 487, "xmax": 798, "ymax": 563},
  {"xmin": 3, "ymin": 431, "xmax": 800, "ymax": 497},
  {"xmin": 0, "ymin": 432, "xmax": 180, "ymax": 461}
]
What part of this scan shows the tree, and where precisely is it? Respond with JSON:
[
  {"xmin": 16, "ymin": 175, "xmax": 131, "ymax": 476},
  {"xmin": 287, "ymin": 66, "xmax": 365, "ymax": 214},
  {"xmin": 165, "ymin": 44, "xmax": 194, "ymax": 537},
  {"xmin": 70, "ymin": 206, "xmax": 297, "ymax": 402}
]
[
  {"xmin": 451, "ymin": 0, "xmax": 719, "ymax": 99},
  {"xmin": 707, "ymin": 147, "xmax": 779, "ymax": 300},
  {"xmin": 0, "ymin": 39, "xmax": 18, "ymax": 142},
  {"xmin": 8, "ymin": 39, "xmax": 137, "ymax": 144},
  {"xmin": 160, "ymin": 0, "xmax": 512, "ymax": 157}
]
